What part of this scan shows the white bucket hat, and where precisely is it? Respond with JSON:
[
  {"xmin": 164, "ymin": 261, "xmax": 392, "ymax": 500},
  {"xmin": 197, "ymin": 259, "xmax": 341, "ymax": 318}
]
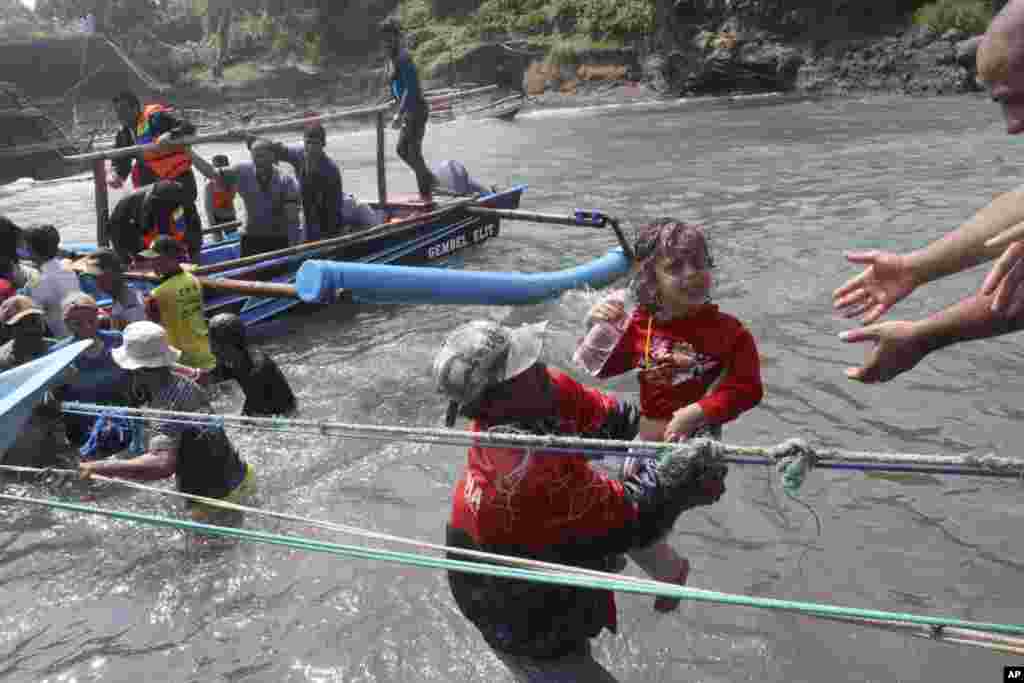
[
  {"xmin": 112, "ymin": 321, "xmax": 182, "ymax": 370},
  {"xmin": 433, "ymin": 319, "xmax": 547, "ymax": 416}
]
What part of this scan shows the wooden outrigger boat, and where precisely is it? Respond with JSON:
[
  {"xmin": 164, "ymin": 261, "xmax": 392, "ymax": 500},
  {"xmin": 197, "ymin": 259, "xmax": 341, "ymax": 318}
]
[
  {"xmin": 427, "ymin": 84, "xmax": 525, "ymax": 123},
  {"xmin": 59, "ymin": 102, "xmax": 525, "ymax": 329}
]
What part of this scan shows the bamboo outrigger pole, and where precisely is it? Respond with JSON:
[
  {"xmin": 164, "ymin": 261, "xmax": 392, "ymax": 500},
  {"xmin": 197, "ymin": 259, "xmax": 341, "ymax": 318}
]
[{"xmin": 69, "ymin": 103, "xmax": 394, "ymax": 247}]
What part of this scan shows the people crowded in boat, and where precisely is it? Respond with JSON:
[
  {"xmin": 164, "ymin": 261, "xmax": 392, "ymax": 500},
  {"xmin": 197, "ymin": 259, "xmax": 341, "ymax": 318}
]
[
  {"xmin": 266, "ymin": 123, "xmax": 344, "ymax": 242},
  {"xmin": 583, "ymin": 219, "xmax": 763, "ymax": 610},
  {"xmin": 192, "ymin": 139, "xmax": 301, "ymax": 257},
  {"xmin": 110, "ymin": 90, "xmax": 203, "ymax": 261},
  {"xmin": 434, "ymin": 319, "xmax": 728, "ymax": 681},
  {"xmin": 0, "ymin": 215, "xmax": 39, "ymax": 292},
  {"xmin": 54, "ymin": 292, "xmax": 133, "ymax": 454},
  {"xmin": 22, "ymin": 224, "xmax": 81, "ymax": 339},
  {"xmin": 75, "ymin": 248, "xmax": 148, "ymax": 329},
  {"xmin": 0, "ymin": 295, "xmax": 72, "ymax": 471},
  {"xmin": 202, "ymin": 153, "xmax": 239, "ymax": 241},
  {"xmin": 78, "ymin": 320, "xmax": 252, "ymax": 521},
  {"xmin": 107, "ymin": 179, "xmax": 197, "ymax": 265}
]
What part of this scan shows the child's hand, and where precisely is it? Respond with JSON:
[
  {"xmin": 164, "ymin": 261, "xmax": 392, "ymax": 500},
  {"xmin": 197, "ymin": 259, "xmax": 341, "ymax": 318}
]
[
  {"xmin": 588, "ymin": 298, "xmax": 626, "ymax": 324},
  {"xmin": 664, "ymin": 405, "xmax": 707, "ymax": 442}
]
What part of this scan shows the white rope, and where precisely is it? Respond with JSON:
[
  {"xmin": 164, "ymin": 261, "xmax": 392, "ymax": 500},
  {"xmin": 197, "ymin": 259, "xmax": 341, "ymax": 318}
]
[
  {"xmin": 59, "ymin": 402, "xmax": 1024, "ymax": 475},
  {"xmin": 0, "ymin": 463, "xmax": 685, "ymax": 596}
]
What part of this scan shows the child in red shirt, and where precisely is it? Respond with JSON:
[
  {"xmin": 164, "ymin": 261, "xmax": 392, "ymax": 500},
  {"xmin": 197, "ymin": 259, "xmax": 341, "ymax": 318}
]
[{"xmin": 585, "ymin": 219, "xmax": 764, "ymax": 611}]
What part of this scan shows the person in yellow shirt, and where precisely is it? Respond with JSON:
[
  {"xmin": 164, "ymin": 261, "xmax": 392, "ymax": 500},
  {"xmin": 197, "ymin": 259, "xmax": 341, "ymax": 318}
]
[{"xmin": 141, "ymin": 236, "xmax": 215, "ymax": 370}]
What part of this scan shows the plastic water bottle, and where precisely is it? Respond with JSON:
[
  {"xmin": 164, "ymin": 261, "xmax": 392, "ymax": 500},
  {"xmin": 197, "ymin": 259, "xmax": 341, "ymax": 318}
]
[{"xmin": 574, "ymin": 290, "xmax": 631, "ymax": 377}]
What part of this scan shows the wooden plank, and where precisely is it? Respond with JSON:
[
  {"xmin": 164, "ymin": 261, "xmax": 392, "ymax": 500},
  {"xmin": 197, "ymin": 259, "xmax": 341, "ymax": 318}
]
[{"xmin": 63, "ymin": 104, "xmax": 392, "ymax": 163}]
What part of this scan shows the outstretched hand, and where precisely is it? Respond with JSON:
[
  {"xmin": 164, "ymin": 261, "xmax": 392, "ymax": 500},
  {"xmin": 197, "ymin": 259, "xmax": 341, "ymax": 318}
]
[
  {"xmin": 982, "ymin": 242, "xmax": 1024, "ymax": 318},
  {"xmin": 839, "ymin": 320, "xmax": 925, "ymax": 383},
  {"xmin": 832, "ymin": 251, "xmax": 918, "ymax": 324}
]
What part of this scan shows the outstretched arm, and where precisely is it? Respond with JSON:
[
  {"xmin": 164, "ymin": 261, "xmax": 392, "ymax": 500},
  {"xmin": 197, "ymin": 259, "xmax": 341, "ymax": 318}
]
[
  {"xmin": 904, "ymin": 188, "xmax": 1024, "ymax": 282},
  {"xmin": 840, "ymin": 292, "xmax": 1024, "ymax": 383},
  {"xmin": 834, "ymin": 188, "xmax": 1024, "ymax": 323}
]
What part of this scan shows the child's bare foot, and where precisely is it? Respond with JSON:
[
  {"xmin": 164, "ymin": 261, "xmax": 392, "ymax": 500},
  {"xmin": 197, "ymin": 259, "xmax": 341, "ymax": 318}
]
[{"xmin": 653, "ymin": 557, "xmax": 690, "ymax": 613}]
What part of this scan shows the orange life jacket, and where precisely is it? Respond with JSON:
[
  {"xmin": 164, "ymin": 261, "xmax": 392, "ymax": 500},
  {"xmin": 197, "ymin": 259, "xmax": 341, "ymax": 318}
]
[
  {"xmin": 134, "ymin": 104, "xmax": 192, "ymax": 180},
  {"xmin": 211, "ymin": 186, "xmax": 237, "ymax": 213},
  {"xmin": 142, "ymin": 205, "xmax": 189, "ymax": 251}
]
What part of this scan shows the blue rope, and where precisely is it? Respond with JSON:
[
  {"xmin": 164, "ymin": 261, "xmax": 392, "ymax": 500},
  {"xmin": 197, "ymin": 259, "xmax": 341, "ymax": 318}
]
[{"xmin": 79, "ymin": 411, "xmax": 135, "ymax": 461}]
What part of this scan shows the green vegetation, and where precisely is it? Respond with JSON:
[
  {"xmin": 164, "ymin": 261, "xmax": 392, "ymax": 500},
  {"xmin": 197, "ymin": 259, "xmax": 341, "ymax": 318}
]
[
  {"xmin": 912, "ymin": 0, "xmax": 992, "ymax": 35},
  {"xmin": 398, "ymin": 0, "xmax": 654, "ymax": 74}
]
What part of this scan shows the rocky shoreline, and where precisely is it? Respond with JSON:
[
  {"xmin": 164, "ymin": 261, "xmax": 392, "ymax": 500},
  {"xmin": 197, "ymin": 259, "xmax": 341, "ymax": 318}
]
[{"xmin": 524, "ymin": 26, "xmax": 985, "ymax": 101}]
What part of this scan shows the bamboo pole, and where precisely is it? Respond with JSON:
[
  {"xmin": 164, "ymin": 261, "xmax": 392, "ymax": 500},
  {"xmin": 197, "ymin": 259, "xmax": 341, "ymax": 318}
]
[
  {"xmin": 63, "ymin": 104, "xmax": 392, "ymax": 164},
  {"xmin": 92, "ymin": 159, "xmax": 109, "ymax": 246},
  {"xmin": 187, "ymin": 196, "xmax": 479, "ymax": 278},
  {"xmin": 376, "ymin": 110, "xmax": 387, "ymax": 205},
  {"xmin": 120, "ymin": 269, "xmax": 297, "ymax": 299}
]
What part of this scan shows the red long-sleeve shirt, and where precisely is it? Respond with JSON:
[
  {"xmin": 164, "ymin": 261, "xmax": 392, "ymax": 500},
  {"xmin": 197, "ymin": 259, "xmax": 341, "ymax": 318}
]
[
  {"xmin": 597, "ymin": 304, "xmax": 763, "ymax": 422},
  {"xmin": 451, "ymin": 367, "xmax": 638, "ymax": 552}
]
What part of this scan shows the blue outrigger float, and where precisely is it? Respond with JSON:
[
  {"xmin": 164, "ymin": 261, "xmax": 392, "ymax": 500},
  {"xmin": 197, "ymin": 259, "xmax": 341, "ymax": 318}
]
[{"xmin": 59, "ymin": 103, "xmax": 526, "ymax": 328}]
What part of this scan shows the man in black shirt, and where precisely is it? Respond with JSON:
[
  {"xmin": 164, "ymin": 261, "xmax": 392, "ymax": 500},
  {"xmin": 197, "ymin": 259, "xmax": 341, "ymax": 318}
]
[{"xmin": 197, "ymin": 313, "xmax": 296, "ymax": 416}]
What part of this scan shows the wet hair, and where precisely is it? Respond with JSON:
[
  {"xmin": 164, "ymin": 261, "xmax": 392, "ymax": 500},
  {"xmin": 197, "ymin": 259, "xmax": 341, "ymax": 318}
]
[
  {"xmin": 208, "ymin": 312, "xmax": 246, "ymax": 347},
  {"xmin": 304, "ymin": 123, "xmax": 326, "ymax": 144},
  {"xmin": 112, "ymin": 90, "xmax": 140, "ymax": 109},
  {"xmin": 378, "ymin": 17, "xmax": 401, "ymax": 35},
  {"xmin": 629, "ymin": 219, "xmax": 714, "ymax": 313},
  {"xmin": 24, "ymin": 224, "xmax": 61, "ymax": 261},
  {"xmin": 0, "ymin": 215, "xmax": 21, "ymax": 262}
]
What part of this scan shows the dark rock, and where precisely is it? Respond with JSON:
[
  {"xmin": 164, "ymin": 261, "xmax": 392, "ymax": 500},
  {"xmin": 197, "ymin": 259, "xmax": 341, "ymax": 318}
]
[
  {"xmin": 956, "ymin": 36, "xmax": 983, "ymax": 69},
  {"xmin": 942, "ymin": 29, "xmax": 968, "ymax": 43}
]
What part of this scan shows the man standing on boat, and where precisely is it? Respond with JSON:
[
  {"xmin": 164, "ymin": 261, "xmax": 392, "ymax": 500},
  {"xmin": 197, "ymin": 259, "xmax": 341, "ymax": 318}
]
[
  {"xmin": 255, "ymin": 123, "xmax": 344, "ymax": 241},
  {"xmin": 141, "ymin": 236, "xmax": 216, "ymax": 370},
  {"xmin": 380, "ymin": 18, "xmax": 436, "ymax": 201},
  {"xmin": 109, "ymin": 91, "xmax": 203, "ymax": 261},
  {"xmin": 192, "ymin": 141, "xmax": 301, "ymax": 257},
  {"xmin": 833, "ymin": 0, "xmax": 1024, "ymax": 382}
]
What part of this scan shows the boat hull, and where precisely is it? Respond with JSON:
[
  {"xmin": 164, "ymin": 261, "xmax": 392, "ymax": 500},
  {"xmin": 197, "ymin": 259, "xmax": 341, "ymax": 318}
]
[{"xmin": 73, "ymin": 187, "xmax": 525, "ymax": 329}]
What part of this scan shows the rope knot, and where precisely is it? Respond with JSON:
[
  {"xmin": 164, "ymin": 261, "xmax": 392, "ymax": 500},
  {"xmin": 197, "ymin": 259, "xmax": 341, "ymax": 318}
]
[{"xmin": 773, "ymin": 439, "xmax": 816, "ymax": 496}]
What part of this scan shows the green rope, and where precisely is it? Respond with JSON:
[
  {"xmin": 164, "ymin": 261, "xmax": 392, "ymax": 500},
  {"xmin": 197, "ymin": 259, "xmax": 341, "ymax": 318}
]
[{"xmin": 5, "ymin": 492, "xmax": 1024, "ymax": 638}]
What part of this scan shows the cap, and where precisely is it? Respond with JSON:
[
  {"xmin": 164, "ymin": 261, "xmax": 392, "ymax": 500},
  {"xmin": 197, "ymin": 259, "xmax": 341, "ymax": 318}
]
[
  {"xmin": 433, "ymin": 320, "xmax": 547, "ymax": 419},
  {"xmin": 138, "ymin": 235, "xmax": 182, "ymax": 259},
  {"xmin": 0, "ymin": 294, "xmax": 44, "ymax": 326},
  {"xmin": 62, "ymin": 291, "xmax": 98, "ymax": 319}
]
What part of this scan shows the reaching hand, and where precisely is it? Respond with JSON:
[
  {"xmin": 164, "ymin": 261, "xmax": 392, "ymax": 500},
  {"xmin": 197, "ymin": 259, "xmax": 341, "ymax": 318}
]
[
  {"xmin": 982, "ymin": 242, "xmax": 1024, "ymax": 318},
  {"xmin": 839, "ymin": 320, "xmax": 926, "ymax": 383},
  {"xmin": 587, "ymin": 298, "xmax": 626, "ymax": 325},
  {"xmin": 78, "ymin": 462, "xmax": 97, "ymax": 481},
  {"xmin": 832, "ymin": 251, "xmax": 918, "ymax": 324},
  {"xmin": 664, "ymin": 406, "xmax": 706, "ymax": 442}
]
